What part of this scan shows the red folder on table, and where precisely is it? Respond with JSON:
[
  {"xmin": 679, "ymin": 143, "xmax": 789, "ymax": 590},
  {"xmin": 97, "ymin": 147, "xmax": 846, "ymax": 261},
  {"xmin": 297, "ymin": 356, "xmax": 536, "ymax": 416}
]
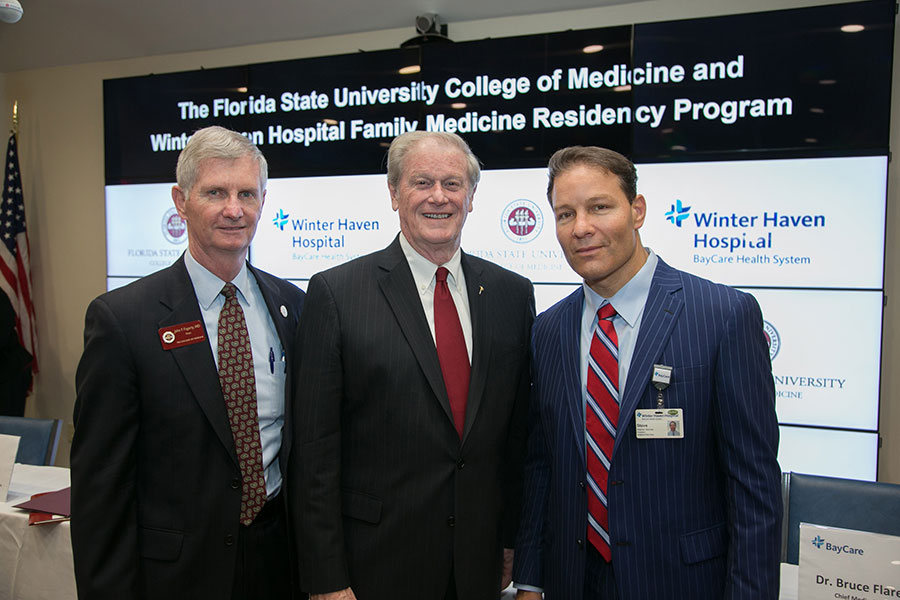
[{"xmin": 13, "ymin": 486, "xmax": 71, "ymax": 525}]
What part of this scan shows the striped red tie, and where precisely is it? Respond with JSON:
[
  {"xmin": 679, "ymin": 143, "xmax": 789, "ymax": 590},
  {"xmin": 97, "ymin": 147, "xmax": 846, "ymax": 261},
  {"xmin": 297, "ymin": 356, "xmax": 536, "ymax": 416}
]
[{"xmin": 585, "ymin": 303, "xmax": 618, "ymax": 561}]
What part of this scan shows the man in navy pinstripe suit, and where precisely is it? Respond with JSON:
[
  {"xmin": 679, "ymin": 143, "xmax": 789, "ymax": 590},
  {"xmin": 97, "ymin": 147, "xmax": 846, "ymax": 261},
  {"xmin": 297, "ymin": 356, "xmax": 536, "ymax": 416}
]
[{"xmin": 513, "ymin": 146, "xmax": 782, "ymax": 599}]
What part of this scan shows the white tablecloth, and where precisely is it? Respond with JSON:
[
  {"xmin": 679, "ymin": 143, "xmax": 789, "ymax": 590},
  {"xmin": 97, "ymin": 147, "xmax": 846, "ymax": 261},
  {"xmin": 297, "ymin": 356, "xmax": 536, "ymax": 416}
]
[
  {"xmin": 0, "ymin": 464, "xmax": 74, "ymax": 600},
  {"xmin": 0, "ymin": 464, "xmax": 801, "ymax": 600}
]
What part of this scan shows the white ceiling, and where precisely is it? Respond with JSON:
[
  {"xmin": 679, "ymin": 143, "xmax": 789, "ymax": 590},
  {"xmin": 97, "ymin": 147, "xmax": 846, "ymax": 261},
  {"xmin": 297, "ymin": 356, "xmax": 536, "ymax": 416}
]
[{"xmin": 0, "ymin": 0, "xmax": 635, "ymax": 73}]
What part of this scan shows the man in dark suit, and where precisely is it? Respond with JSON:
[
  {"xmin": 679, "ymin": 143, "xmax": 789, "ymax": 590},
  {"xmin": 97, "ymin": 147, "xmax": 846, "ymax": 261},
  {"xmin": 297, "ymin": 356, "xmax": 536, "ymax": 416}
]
[
  {"xmin": 0, "ymin": 290, "xmax": 32, "ymax": 416},
  {"xmin": 513, "ymin": 146, "xmax": 782, "ymax": 599},
  {"xmin": 72, "ymin": 126, "xmax": 304, "ymax": 599},
  {"xmin": 290, "ymin": 131, "xmax": 534, "ymax": 600}
]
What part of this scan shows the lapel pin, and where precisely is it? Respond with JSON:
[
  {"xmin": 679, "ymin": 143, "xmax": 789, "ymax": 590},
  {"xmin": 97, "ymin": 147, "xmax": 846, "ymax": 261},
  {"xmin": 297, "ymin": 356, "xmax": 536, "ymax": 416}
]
[
  {"xmin": 280, "ymin": 305, "xmax": 288, "ymax": 317},
  {"xmin": 479, "ymin": 285, "xmax": 484, "ymax": 296}
]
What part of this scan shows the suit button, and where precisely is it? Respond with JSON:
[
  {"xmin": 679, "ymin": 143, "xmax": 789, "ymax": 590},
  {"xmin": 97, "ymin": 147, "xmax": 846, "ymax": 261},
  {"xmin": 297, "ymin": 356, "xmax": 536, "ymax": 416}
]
[
  {"xmin": 446, "ymin": 515, "xmax": 455, "ymax": 527},
  {"xmin": 457, "ymin": 459, "xmax": 465, "ymax": 470},
  {"xmin": 577, "ymin": 539, "xmax": 584, "ymax": 549},
  {"xmin": 224, "ymin": 534, "xmax": 235, "ymax": 546},
  {"xmin": 231, "ymin": 478, "xmax": 240, "ymax": 489}
]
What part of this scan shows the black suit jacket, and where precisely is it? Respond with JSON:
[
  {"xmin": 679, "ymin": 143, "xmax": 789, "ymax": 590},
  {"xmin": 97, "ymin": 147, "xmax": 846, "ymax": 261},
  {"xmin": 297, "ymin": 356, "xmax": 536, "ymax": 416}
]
[
  {"xmin": 71, "ymin": 255, "xmax": 304, "ymax": 600},
  {"xmin": 0, "ymin": 290, "xmax": 31, "ymax": 416},
  {"xmin": 290, "ymin": 236, "xmax": 534, "ymax": 600}
]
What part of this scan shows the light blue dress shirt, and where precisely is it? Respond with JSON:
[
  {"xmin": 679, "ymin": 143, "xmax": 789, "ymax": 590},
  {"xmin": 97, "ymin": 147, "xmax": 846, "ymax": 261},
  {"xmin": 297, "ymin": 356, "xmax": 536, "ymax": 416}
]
[
  {"xmin": 579, "ymin": 250, "xmax": 659, "ymax": 404},
  {"xmin": 184, "ymin": 251, "xmax": 286, "ymax": 498}
]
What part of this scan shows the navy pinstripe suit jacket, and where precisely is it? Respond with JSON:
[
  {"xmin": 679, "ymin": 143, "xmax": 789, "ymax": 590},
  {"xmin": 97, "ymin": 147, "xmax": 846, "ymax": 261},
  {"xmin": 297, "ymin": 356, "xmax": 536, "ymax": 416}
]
[{"xmin": 514, "ymin": 258, "xmax": 782, "ymax": 599}]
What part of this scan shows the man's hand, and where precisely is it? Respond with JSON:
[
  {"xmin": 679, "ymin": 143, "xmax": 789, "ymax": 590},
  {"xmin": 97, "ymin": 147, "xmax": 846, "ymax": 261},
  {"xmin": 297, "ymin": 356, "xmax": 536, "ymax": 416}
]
[
  {"xmin": 501, "ymin": 548, "xmax": 515, "ymax": 590},
  {"xmin": 311, "ymin": 588, "xmax": 357, "ymax": 600},
  {"xmin": 515, "ymin": 591, "xmax": 542, "ymax": 599}
]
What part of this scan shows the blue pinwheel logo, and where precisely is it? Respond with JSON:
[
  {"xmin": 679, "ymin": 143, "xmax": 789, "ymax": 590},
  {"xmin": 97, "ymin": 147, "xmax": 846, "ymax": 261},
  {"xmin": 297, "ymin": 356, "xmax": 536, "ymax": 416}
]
[
  {"xmin": 272, "ymin": 209, "xmax": 289, "ymax": 231},
  {"xmin": 665, "ymin": 200, "xmax": 691, "ymax": 227}
]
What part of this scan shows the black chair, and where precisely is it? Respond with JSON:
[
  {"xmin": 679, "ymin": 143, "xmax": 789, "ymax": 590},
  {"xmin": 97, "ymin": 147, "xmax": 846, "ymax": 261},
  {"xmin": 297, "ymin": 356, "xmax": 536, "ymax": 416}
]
[
  {"xmin": 782, "ymin": 471, "xmax": 900, "ymax": 564},
  {"xmin": 0, "ymin": 416, "xmax": 63, "ymax": 465}
]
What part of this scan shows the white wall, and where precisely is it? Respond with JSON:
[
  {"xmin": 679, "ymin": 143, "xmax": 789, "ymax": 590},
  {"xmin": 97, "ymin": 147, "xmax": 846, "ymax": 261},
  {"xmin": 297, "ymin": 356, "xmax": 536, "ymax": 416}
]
[{"xmin": 2, "ymin": 0, "xmax": 897, "ymax": 480}]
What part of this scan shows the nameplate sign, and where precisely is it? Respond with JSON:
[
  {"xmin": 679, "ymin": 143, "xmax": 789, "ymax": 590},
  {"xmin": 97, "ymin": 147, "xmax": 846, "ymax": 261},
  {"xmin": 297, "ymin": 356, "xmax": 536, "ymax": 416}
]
[
  {"xmin": 0, "ymin": 434, "xmax": 20, "ymax": 503},
  {"xmin": 799, "ymin": 523, "xmax": 900, "ymax": 599}
]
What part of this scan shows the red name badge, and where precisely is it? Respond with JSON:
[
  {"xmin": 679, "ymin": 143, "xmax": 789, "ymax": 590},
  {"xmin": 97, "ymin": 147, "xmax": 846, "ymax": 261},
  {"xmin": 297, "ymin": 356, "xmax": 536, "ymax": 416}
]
[{"xmin": 158, "ymin": 321, "xmax": 206, "ymax": 350}]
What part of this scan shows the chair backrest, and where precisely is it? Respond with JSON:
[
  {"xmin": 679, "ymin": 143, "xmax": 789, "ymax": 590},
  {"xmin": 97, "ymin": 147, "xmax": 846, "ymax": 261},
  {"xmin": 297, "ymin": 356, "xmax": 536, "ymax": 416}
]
[
  {"xmin": 0, "ymin": 416, "xmax": 63, "ymax": 465},
  {"xmin": 783, "ymin": 471, "xmax": 900, "ymax": 564}
]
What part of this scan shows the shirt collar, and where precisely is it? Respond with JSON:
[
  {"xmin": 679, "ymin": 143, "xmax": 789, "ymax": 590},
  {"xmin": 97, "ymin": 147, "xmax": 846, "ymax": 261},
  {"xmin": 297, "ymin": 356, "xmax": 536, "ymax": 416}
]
[
  {"xmin": 582, "ymin": 249, "xmax": 658, "ymax": 328},
  {"xmin": 183, "ymin": 250, "xmax": 252, "ymax": 310},
  {"xmin": 398, "ymin": 233, "xmax": 464, "ymax": 295}
]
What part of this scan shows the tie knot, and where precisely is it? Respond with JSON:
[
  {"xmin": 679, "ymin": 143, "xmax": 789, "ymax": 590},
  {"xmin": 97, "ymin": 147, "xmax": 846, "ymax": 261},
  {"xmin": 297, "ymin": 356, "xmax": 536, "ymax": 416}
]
[
  {"xmin": 435, "ymin": 267, "xmax": 450, "ymax": 284},
  {"xmin": 221, "ymin": 282, "xmax": 237, "ymax": 299},
  {"xmin": 598, "ymin": 303, "xmax": 616, "ymax": 321}
]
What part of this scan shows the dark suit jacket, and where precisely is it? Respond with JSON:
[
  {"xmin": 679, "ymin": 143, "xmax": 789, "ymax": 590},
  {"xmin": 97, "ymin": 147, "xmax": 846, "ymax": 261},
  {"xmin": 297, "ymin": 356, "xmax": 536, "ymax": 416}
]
[
  {"xmin": 514, "ymin": 258, "xmax": 782, "ymax": 600},
  {"xmin": 71, "ymin": 255, "xmax": 304, "ymax": 600},
  {"xmin": 0, "ymin": 290, "xmax": 32, "ymax": 416},
  {"xmin": 290, "ymin": 236, "xmax": 534, "ymax": 600}
]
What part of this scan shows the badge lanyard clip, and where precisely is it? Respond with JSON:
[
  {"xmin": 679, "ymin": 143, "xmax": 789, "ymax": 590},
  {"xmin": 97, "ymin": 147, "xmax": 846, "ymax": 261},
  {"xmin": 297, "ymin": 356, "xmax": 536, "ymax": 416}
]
[{"xmin": 651, "ymin": 364, "xmax": 673, "ymax": 409}]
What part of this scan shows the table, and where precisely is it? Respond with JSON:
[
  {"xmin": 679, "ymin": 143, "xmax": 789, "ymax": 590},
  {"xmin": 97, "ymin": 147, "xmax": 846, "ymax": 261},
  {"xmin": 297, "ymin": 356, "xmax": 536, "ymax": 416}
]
[
  {"xmin": 0, "ymin": 464, "xmax": 802, "ymax": 600},
  {"xmin": 0, "ymin": 464, "xmax": 75, "ymax": 600}
]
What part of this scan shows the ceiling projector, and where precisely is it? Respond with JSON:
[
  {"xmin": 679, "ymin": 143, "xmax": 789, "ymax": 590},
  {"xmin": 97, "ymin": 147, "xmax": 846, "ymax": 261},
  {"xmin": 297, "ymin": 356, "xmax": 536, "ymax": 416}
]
[{"xmin": 0, "ymin": 1, "xmax": 23, "ymax": 24}]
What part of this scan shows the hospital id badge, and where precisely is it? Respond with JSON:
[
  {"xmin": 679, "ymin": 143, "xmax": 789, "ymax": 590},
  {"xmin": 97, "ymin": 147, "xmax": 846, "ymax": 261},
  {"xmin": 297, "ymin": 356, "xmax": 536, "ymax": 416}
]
[{"xmin": 635, "ymin": 408, "xmax": 683, "ymax": 439}]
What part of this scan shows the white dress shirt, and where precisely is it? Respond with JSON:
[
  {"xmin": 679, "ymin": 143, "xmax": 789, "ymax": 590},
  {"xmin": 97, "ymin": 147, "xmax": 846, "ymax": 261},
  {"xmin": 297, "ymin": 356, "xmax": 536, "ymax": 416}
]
[{"xmin": 398, "ymin": 233, "xmax": 473, "ymax": 361}]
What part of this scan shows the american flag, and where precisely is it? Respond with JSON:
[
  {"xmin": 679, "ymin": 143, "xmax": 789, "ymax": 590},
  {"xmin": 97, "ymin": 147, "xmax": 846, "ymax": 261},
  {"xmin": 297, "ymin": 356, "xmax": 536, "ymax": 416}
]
[{"xmin": 0, "ymin": 132, "xmax": 37, "ymax": 372}]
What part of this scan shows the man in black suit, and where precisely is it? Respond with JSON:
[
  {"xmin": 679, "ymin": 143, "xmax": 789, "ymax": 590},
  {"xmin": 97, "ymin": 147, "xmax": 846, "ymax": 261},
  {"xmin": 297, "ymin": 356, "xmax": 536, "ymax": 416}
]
[
  {"xmin": 0, "ymin": 291, "xmax": 31, "ymax": 416},
  {"xmin": 290, "ymin": 131, "xmax": 534, "ymax": 600},
  {"xmin": 72, "ymin": 126, "xmax": 305, "ymax": 599}
]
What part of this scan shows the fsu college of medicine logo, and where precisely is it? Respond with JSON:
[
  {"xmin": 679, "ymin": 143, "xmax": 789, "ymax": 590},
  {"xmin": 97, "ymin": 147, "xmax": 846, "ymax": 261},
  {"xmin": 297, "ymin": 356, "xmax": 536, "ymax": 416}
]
[
  {"xmin": 763, "ymin": 320, "xmax": 781, "ymax": 361},
  {"xmin": 501, "ymin": 199, "xmax": 543, "ymax": 244},
  {"xmin": 161, "ymin": 207, "xmax": 187, "ymax": 244}
]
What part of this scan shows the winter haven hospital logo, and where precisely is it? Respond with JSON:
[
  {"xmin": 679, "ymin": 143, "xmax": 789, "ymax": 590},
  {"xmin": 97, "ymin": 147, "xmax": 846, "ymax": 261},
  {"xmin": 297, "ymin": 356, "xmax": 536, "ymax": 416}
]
[
  {"xmin": 663, "ymin": 198, "xmax": 823, "ymax": 266},
  {"xmin": 502, "ymin": 199, "xmax": 544, "ymax": 243}
]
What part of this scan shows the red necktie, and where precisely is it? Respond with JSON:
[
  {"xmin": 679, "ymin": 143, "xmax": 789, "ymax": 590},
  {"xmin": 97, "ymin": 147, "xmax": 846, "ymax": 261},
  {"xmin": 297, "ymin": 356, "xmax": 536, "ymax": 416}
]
[
  {"xmin": 217, "ymin": 283, "xmax": 266, "ymax": 526},
  {"xmin": 585, "ymin": 303, "xmax": 619, "ymax": 561},
  {"xmin": 434, "ymin": 267, "xmax": 470, "ymax": 438}
]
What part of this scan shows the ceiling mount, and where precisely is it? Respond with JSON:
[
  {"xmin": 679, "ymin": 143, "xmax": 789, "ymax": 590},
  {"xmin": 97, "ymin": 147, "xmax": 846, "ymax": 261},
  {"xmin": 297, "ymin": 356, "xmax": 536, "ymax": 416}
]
[{"xmin": 401, "ymin": 13, "xmax": 452, "ymax": 48}]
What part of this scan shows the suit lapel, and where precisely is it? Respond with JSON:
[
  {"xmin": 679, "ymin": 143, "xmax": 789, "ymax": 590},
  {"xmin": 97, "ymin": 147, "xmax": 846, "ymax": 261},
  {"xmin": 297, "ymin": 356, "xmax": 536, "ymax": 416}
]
[
  {"xmin": 459, "ymin": 253, "xmax": 486, "ymax": 445},
  {"xmin": 614, "ymin": 260, "xmax": 683, "ymax": 455},
  {"xmin": 159, "ymin": 258, "xmax": 237, "ymax": 466},
  {"xmin": 376, "ymin": 239, "xmax": 455, "ymax": 425},
  {"xmin": 250, "ymin": 265, "xmax": 295, "ymax": 355},
  {"xmin": 249, "ymin": 265, "xmax": 299, "ymax": 465},
  {"xmin": 558, "ymin": 289, "xmax": 587, "ymax": 469}
]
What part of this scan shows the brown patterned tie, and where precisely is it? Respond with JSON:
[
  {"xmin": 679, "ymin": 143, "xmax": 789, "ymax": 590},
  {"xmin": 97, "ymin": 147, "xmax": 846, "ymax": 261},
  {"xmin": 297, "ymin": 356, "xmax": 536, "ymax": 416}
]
[{"xmin": 217, "ymin": 283, "xmax": 266, "ymax": 525}]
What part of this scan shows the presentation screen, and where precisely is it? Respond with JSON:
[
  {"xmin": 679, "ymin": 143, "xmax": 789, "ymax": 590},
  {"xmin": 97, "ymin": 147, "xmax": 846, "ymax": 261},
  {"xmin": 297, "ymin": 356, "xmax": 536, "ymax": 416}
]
[{"xmin": 103, "ymin": 0, "xmax": 893, "ymax": 481}]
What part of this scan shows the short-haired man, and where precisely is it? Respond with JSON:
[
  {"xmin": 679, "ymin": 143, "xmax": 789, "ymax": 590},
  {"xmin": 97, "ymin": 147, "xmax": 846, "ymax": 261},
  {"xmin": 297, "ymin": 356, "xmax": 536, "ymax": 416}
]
[
  {"xmin": 290, "ymin": 131, "xmax": 534, "ymax": 600},
  {"xmin": 72, "ymin": 126, "xmax": 305, "ymax": 599},
  {"xmin": 514, "ymin": 146, "xmax": 781, "ymax": 599}
]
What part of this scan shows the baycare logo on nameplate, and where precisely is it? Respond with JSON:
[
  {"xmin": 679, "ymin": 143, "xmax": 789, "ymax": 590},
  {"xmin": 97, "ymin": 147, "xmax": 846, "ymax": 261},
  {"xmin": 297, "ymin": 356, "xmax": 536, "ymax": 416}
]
[{"xmin": 501, "ymin": 199, "xmax": 544, "ymax": 244}]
